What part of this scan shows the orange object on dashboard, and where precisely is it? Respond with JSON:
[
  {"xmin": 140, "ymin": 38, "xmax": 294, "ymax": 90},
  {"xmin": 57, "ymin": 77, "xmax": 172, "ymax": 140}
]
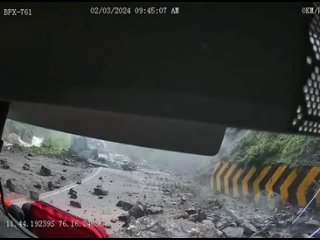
[{"xmin": 0, "ymin": 194, "xmax": 13, "ymax": 208}]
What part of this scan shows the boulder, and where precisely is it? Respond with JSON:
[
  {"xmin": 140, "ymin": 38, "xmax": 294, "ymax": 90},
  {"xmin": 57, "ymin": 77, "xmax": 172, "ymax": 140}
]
[
  {"xmin": 39, "ymin": 166, "xmax": 51, "ymax": 176},
  {"xmin": 68, "ymin": 188, "xmax": 77, "ymax": 195},
  {"xmin": 242, "ymin": 221, "xmax": 258, "ymax": 235},
  {"xmin": 216, "ymin": 219, "xmax": 229, "ymax": 230},
  {"xmin": 6, "ymin": 179, "xmax": 16, "ymax": 192},
  {"xmin": 118, "ymin": 213, "xmax": 130, "ymax": 222},
  {"xmin": 94, "ymin": 186, "xmax": 108, "ymax": 196},
  {"xmin": 222, "ymin": 227, "xmax": 244, "ymax": 238},
  {"xmin": 70, "ymin": 193, "xmax": 78, "ymax": 199},
  {"xmin": 34, "ymin": 183, "xmax": 41, "ymax": 189},
  {"xmin": 202, "ymin": 220, "xmax": 214, "ymax": 225},
  {"xmin": 186, "ymin": 207, "xmax": 197, "ymax": 215},
  {"xmin": 22, "ymin": 163, "xmax": 30, "ymax": 171},
  {"xmin": 70, "ymin": 201, "xmax": 81, "ymax": 208},
  {"xmin": 146, "ymin": 206, "xmax": 163, "ymax": 215},
  {"xmin": 214, "ymin": 199, "xmax": 224, "ymax": 209},
  {"xmin": 48, "ymin": 181, "xmax": 54, "ymax": 191},
  {"xmin": 180, "ymin": 196, "xmax": 187, "ymax": 203},
  {"xmin": 191, "ymin": 211, "xmax": 207, "ymax": 222},
  {"xmin": 116, "ymin": 201, "xmax": 133, "ymax": 211},
  {"xmin": 174, "ymin": 212, "xmax": 189, "ymax": 219},
  {"xmin": 129, "ymin": 203, "xmax": 145, "ymax": 219},
  {"xmin": 2, "ymin": 164, "xmax": 10, "ymax": 169},
  {"xmin": 30, "ymin": 191, "xmax": 40, "ymax": 201},
  {"xmin": 0, "ymin": 159, "xmax": 7, "ymax": 165}
]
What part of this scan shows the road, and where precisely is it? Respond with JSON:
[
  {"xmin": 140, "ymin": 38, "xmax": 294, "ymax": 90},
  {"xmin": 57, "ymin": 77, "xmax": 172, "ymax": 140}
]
[{"xmin": 13, "ymin": 166, "xmax": 177, "ymax": 236}]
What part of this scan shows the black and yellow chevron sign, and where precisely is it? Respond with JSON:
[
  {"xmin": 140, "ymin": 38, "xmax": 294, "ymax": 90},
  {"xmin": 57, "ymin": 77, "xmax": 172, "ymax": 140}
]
[{"xmin": 211, "ymin": 161, "xmax": 320, "ymax": 208}]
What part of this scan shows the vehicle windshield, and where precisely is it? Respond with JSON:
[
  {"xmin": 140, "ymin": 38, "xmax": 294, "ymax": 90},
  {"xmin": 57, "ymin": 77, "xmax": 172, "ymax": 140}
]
[{"xmin": 1, "ymin": 119, "xmax": 320, "ymax": 238}]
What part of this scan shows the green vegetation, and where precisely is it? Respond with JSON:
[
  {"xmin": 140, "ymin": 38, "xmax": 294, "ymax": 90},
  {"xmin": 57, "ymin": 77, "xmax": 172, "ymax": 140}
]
[
  {"xmin": 5, "ymin": 120, "xmax": 72, "ymax": 156},
  {"xmin": 231, "ymin": 131, "xmax": 320, "ymax": 167},
  {"xmin": 24, "ymin": 137, "xmax": 71, "ymax": 155}
]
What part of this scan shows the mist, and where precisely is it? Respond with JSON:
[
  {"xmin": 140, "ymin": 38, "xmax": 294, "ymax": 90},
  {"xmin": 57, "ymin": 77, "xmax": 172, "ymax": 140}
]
[{"xmin": 2, "ymin": 120, "xmax": 251, "ymax": 177}]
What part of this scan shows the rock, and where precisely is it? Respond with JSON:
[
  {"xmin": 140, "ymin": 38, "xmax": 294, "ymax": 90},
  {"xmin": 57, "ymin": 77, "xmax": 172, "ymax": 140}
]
[
  {"xmin": 34, "ymin": 183, "xmax": 41, "ymax": 189},
  {"xmin": 60, "ymin": 176, "xmax": 66, "ymax": 181},
  {"xmin": 111, "ymin": 219, "xmax": 118, "ymax": 223},
  {"xmin": 26, "ymin": 156, "xmax": 31, "ymax": 160},
  {"xmin": 94, "ymin": 187, "xmax": 108, "ymax": 196},
  {"xmin": 48, "ymin": 181, "xmax": 55, "ymax": 191},
  {"xmin": 62, "ymin": 169, "xmax": 67, "ymax": 172},
  {"xmin": 242, "ymin": 222, "xmax": 258, "ymax": 235},
  {"xmin": 22, "ymin": 163, "xmax": 30, "ymax": 171},
  {"xmin": 230, "ymin": 221, "xmax": 237, "ymax": 227},
  {"xmin": 6, "ymin": 179, "xmax": 16, "ymax": 192},
  {"xmin": 2, "ymin": 164, "xmax": 9, "ymax": 169},
  {"xmin": 39, "ymin": 165, "xmax": 51, "ymax": 176},
  {"xmin": 27, "ymin": 153, "xmax": 33, "ymax": 157},
  {"xmin": 118, "ymin": 213, "xmax": 130, "ymax": 222},
  {"xmin": 70, "ymin": 193, "xmax": 78, "ymax": 199},
  {"xmin": 30, "ymin": 191, "xmax": 40, "ymax": 201},
  {"xmin": 174, "ymin": 212, "xmax": 189, "ymax": 219},
  {"xmin": 116, "ymin": 201, "xmax": 134, "ymax": 211},
  {"xmin": 181, "ymin": 196, "xmax": 187, "ymax": 203},
  {"xmin": 214, "ymin": 199, "xmax": 223, "ymax": 209},
  {"xmin": 99, "ymin": 177, "xmax": 103, "ymax": 180},
  {"xmin": 146, "ymin": 206, "xmax": 163, "ymax": 215},
  {"xmin": 129, "ymin": 203, "xmax": 145, "ymax": 219},
  {"xmin": 202, "ymin": 220, "xmax": 214, "ymax": 225},
  {"xmin": 104, "ymin": 224, "xmax": 112, "ymax": 229},
  {"xmin": 0, "ymin": 159, "xmax": 7, "ymax": 165},
  {"xmin": 252, "ymin": 235, "xmax": 265, "ymax": 238},
  {"xmin": 76, "ymin": 181, "xmax": 82, "ymax": 184},
  {"xmin": 222, "ymin": 227, "xmax": 244, "ymax": 238},
  {"xmin": 68, "ymin": 188, "xmax": 77, "ymax": 195},
  {"xmin": 191, "ymin": 211, "xmax": 207, "ymax": 222},
  {"xmin": 190, "ymin": 228, "xmax": 200, "ymax": 237},
  {"xmin": 98, "ymin": 196, "xmax": 103, "ymax": 199},
  {"xmin": 186, "ymin": 207, "xmax": 197, "ymax": 215},
  {"xmin": 70, "ymin": 201, "xmax": 81, "ymax": 208},
  {"xmin": 216, "ymin": 219, "xmax": 229, "ymax": 230}
]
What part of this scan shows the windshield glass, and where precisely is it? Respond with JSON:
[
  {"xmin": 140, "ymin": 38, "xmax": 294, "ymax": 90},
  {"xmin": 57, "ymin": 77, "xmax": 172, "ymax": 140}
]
[{"xmin": 1, "ymin": 119, "xmax": 319, "ymax": 238}]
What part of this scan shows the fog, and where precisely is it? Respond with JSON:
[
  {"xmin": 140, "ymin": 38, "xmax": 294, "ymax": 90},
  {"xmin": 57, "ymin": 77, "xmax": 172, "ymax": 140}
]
[{"xmin": 2, "ymin": 120, "xmax": 251, "ymax": 177}]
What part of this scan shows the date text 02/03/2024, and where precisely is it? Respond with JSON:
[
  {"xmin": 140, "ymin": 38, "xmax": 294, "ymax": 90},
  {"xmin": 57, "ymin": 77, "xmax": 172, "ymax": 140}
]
[{"xmin": 89, "ymin": 6, "xmax": 180, "ymax": 15}]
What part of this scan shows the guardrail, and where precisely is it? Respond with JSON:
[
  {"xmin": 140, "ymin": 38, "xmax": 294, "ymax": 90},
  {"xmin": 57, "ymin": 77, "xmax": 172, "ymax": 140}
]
[{"xmin": 211, "ymin": 161, "xmax": 320, "ymax": 208}]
